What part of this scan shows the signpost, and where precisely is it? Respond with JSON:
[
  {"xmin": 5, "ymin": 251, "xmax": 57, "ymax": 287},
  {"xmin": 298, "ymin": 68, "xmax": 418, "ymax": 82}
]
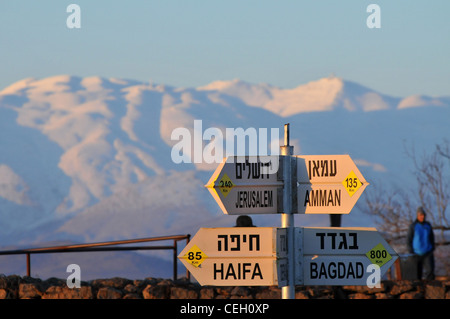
[
  {"xmin": 177, "ymin": 124, "xmax": 399, "ymax": 299},
  {"xmin": 178, "ymin": 227, "xmax": 288, "ymax": 286}
]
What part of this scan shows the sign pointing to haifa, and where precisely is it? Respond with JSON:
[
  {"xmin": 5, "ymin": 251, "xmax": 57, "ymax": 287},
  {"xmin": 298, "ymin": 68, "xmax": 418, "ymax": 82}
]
[
  {"xmin": 296, "ymin": 155, "xmax": 369, "ymax": 214},
  {"xmin": 178, "ymin": 227, "xmax": 288, "ymax": 286}
]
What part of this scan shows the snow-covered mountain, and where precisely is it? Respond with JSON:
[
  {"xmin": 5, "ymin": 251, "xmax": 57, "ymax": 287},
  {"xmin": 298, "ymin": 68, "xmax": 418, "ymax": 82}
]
[
  {"xmin": 198, "ymin": 76, "xmax": 402, "ymax": 115},
  {"xmin": 0, "ymin": 75, "xmax": 449, "ymax": 279}
]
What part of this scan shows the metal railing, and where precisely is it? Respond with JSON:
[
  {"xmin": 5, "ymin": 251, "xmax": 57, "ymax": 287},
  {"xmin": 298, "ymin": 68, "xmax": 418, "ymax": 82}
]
[{"xmin": 0, "ymin": 234, "xmax": 191, "ymax": 281}]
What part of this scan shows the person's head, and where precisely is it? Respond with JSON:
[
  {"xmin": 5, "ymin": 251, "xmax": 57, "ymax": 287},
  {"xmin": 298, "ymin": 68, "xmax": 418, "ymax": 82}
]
[
  {"xmin": 416, "ymin": 207, "xmax": 426, "ymax": 223},
  {"xmin": 235, "ymin": 215, "xmax": 255, "ymax": 227}
]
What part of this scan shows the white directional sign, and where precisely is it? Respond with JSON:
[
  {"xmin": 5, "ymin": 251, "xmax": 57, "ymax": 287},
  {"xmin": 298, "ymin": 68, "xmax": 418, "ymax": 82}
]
[
  {"xmin": 296, "ymin": 227, "xmax": 398, "ymax": 286},
  {"xmin": 303, "ymin": 256, "xmax": 384, "ymax": 286},
  {"xmin": 178, "ymin": 227, "xmax": 288, "ymax": 286},
  {"xmin": 205, "ymin": 156, "xmax": 283, "ymax": 215},
  {"xmin": 296, "ymin": 155, "xmax": 369, "ymax": 214}
]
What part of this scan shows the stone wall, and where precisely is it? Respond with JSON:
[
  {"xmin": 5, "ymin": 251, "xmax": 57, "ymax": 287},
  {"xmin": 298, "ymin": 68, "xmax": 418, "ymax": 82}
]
[{"xmin": 0, "ymin": 275, "xmax": 449, "ymax": 299}]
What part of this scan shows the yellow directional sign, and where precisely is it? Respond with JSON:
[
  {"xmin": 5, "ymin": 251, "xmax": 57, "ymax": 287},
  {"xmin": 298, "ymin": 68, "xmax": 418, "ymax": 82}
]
[
  {"xmin": 217, "ymin": 173, "xmax": 234, "ymax": 198},
  {"xmin": 366, "ymin": 243, "xmax": 392, "ymax": 267},
  {"xmin": 181, "ymin": 244, "xmax": 208, "ymax": 268},
  {"xmin": 342, "ymin": 171, "xmax": 363, "ymax": 197}
]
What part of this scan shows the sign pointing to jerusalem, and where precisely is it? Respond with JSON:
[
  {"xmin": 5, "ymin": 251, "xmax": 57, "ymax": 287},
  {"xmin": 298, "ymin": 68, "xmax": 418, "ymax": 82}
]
[
  {"xmin": 296, "ymin": 155, "xmax": 369, "ymax": 214},
  {"xmin": 178, "ymin": 227, "xmax": 288, "ymax": 286},
  {"xmin": 205, "ymin": 156, "xmax": 283, "ymax": 215}
]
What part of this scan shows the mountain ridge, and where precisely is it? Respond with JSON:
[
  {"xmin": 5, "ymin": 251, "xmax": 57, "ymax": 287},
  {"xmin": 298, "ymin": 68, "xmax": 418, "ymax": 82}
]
[
  {"xmin": 0, "ymin": 74, "xmax": 449, "ymax": 278},
  {"xmin": 3, "ymin": 75, "xmax": 449, "ymax": 116}
]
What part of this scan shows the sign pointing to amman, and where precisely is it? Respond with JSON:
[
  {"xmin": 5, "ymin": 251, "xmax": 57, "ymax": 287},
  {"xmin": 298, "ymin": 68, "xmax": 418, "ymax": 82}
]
[{"xmin": 296, "ymin": 155, "xmax": 369, "ymax": 214}]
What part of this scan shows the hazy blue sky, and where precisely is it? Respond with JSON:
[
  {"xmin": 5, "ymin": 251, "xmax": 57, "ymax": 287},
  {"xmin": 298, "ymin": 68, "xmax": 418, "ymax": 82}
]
[{"xmin": 1, "ymin": 1, "xmax": 449, "ymax": 97}]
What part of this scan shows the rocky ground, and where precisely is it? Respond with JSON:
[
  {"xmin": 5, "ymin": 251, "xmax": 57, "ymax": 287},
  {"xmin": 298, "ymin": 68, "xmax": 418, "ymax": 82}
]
[{"xmin": 0, "ymin": 275, "xmax": 449, "ymax": 299}]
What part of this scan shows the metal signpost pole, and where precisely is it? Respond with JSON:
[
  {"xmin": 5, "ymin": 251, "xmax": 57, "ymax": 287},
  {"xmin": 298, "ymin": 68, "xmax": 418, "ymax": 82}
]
[{"xmin": 281, "ymin": 124, "xmax": 295, "ymax": 299}]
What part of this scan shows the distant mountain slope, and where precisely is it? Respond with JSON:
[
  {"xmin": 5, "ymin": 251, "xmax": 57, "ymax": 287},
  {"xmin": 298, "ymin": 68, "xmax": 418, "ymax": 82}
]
[
  {"xmin": 0, "ymin": 75, "xmax": 449, "ymax": 278},
  {"xmin": 197, "ymin": 76, "xmax": 421, "ymax": 115}
]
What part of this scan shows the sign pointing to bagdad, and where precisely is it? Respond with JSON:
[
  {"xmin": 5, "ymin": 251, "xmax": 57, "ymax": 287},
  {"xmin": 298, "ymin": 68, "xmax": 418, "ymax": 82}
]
[
  {"xmin": 296, "ymin": 155, "xmax": 369, "ymax": 214},
  {"xmin": 178, "ymin": 227, "xmax": 288, "ymax": 286},
  {"xmin": 297, "ymin": 227, "xmax": 398, "ymax": 286}
]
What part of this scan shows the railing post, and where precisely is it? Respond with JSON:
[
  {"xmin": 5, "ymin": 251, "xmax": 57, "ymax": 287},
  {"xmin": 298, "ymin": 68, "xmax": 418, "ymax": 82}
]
[
  {"xmin": 186, "ymin": 235, "xmax": 190, "ymax": 280},
  {"xmin": 173, "ymin": 239, "xmax": 178, "ymax": 281},
  {"xmin": 395, "ymin": 258, "xmax": 402, "ymax": 280},
  {"xmin": 26, "ymin": 253, "xmax": 31, "ymax": 277}
]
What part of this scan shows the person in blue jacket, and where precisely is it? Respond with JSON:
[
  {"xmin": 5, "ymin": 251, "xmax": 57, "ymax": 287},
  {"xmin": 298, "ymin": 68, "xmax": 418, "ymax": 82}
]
[{"xmin": 406, "ymin": 207, "xmax": 435, "ymax": 280}]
